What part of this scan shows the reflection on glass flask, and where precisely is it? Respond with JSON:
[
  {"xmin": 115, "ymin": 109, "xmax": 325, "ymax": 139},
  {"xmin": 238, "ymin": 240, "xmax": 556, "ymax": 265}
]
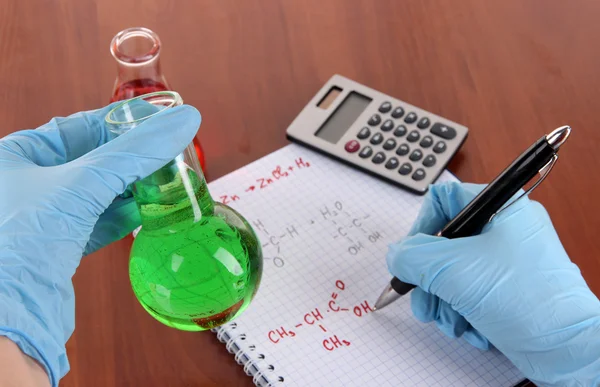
[
  {"xmin": 105, "ymin": 91, "xmax": 263, "ymax": 331},
  {"xmin": 109, "ymin": 26, "xmax": 205, "ymax": 170}
]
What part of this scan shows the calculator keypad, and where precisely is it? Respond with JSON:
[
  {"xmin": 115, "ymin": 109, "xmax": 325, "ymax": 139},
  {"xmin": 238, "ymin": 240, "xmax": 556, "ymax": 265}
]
[
  {"xmin": 359, "ymin": 146, "xmax": 373, "ymax": 158},
  {"xmin": 398, "ymin": 163, "xmax": 412, "ymax": 175},
  {"xmin": 396, "ymin": 144, "xmax": 410, "ymax": 156},
  {"xmin": 344, "ymin": 140, "xmax": 360, "ymax": 153},
  {"xmin": 412, "ymin": 168, "xmax": 426, "ymax": 181},
  {"xmin": 357, "ymin": 127, "xmax": 371, "ymax": 139},
  {"xmin": 372, "ymin": 152, "xmax": 386, "ymax": 164},
  {"xmin": 370, "ymin": 133, "xmax": 384, "ymax": 145},
  {"xmin": 393, "ymin": 125, "xmax": 407, "ymax": 137},
  {"xmin": 423, "ymin": 154, "xmax": 436, "ymax": 167},
  {"xmin": 368, "ymin": 114, "xmax": 381, "ymax": 126},
  {"xmin": 420, "ymin": 136, "xmax": 433, "ymax": 148},
  {"xmin": 409, "ymin": 149, "xmax": 423, "ymax": 162},
  {"xmin": 433, "ymin": 141, "xmax": 447, "ymax": 153},
  {"xmin": 385, "ymin": 157, "xmax": 399, "ymax": 169},
  {"xmin": 404, "ymin": 112, "xmax": 418, "ymax": 123},
  {"xmin": 407, "ymin": 130, "xmax": 420, "ymax": 142},
  {"xmin": 350, "ymin": 99, "xmax": 460, "ymax": 189},
  {"xmin": 378, "ymin": 102, "xmax": 392, "ymax": 113},
  {"xmin": 382, "ymin": 138, "xmax": 397, "ymax": 150},
  {"xmin": 430, "ymin": 123, "xmax": 456, "ymax": 139},
  {"xmin": 381, "ymin": 119, "xmax": 394, "ymax": 132},
  {"xmin": 417, "ymin": 117, "xmax": 431, "ymax": 129},
  {"xmin": 391, "ymin": 107, "xmax": 404, "ymax": 118}
]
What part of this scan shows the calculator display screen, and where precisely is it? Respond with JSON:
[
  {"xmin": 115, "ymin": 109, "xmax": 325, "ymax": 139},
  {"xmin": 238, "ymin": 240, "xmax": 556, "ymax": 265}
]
[{"xmin": 314, "ymin": 91, "xmax": 372, "ymax": 144}]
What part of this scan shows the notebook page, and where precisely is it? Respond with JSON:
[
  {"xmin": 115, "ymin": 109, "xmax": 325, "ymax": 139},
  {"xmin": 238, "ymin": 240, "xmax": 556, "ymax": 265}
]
[{"xmin": 208, "ymin": 144, "xmax": 523, "ymax": 387}]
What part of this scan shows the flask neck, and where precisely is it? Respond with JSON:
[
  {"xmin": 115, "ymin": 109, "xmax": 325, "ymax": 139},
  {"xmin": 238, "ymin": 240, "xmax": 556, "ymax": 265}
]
[
  {"xmin": 103, "ymin": 90, "xmax": 209, "ymax": 230},
  {"xmin": 115, "ymin": 56, "xmax": 169, "ymax": 86},
  {"xmin": 110, "ymin": 27, "xmax": 170, "ymax": 101},
  {"xmin": 133, "ymin": 148, "xmax": 215, "ymax": 231}
]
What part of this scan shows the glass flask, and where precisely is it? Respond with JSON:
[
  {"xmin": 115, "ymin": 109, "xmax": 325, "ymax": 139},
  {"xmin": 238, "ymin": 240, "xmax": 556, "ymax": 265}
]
[
  {"xmin": 109, "ymin": 26, "xmax": 206, "ymax": 170},
  {"xmin": 105, "ymin": 91, "xmax": 263, "ymax": 331}
]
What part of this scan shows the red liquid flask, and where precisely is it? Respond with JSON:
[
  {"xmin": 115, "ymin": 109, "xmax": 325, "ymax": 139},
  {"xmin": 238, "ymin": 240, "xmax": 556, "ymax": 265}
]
[{"xmin": 109, "ymin": 27, "xmax": 206, "ymax": 170}]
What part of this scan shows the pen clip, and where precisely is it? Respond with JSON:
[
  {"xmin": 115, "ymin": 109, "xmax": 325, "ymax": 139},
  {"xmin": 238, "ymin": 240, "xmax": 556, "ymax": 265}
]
[{"xmin": 488, "ymin": 153, "xmax": 558, "ymax": 223}]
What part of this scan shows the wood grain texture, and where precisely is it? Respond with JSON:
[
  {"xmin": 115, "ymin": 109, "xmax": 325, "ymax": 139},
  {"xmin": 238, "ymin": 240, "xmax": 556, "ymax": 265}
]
[{"xmin": 1, "ymin": 0, "xmax": 599, "ymax": 385}]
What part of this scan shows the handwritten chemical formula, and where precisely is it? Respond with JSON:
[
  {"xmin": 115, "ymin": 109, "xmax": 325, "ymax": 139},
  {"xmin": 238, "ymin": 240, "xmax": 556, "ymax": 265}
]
[
  {"xmin": 212, "ymin": 154, "xmax": 385, "ymax": 351},
  {"xmin": 252, "ymin": 200, "xmax": 384, "ymax": 269},
  {"xmin": 266, "ymin": 280, "xmax": 374, "ymax": 352},
  {"xmin": 218, "ymin": 157, "xmax": 311, "ymax": 205},
  {"xmin": 212, "ymin": 154, "xmax": 384, "ymax": 269}
]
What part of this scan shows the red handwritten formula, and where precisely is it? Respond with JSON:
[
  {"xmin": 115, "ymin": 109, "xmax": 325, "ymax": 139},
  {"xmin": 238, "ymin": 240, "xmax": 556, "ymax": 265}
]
[
  {"xmin": 218, "ymin": 157, "xmax": 311, "ymax": 205},
  {"xmin": 267, "ymin": 280, "xmax": 374, "ymax": 352},
  {"xmin": 213, "ymin": 152, "xmax": 382, "ymax": 349}
]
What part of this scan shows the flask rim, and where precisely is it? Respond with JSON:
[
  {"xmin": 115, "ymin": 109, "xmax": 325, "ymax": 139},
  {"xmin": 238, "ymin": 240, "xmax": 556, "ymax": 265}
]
[
  {"xmin": 110, "ymin": 27, "xmax": 162, "ymax": 65},
  {"xmin": 105, "ymin": 91, "xmax": 183, "ymax": 129}
]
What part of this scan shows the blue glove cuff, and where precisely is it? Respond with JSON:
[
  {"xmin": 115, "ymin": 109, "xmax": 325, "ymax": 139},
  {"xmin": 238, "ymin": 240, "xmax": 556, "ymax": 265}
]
[{"xmin": 0, "ymin": 294, "xmax": 61, "ymax": 387}]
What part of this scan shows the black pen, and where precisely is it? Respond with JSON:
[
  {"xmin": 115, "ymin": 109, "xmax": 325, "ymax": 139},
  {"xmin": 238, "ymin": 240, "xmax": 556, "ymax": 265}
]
[{"xmin": 373, "ymin": 125, "xmax": 572, "ymax": 311}]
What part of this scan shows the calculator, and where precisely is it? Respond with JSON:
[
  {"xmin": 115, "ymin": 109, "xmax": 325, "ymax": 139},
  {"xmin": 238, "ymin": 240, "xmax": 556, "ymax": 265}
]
[{"xmin": 285, "ymin": 74, "xmax": 468, "ymax": 194}]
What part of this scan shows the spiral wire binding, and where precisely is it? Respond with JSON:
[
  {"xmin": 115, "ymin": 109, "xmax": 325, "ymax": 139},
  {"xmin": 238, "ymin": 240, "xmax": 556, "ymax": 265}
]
[
  {"xmin": 236, "ymin": 345, "xmax": 248, "ymax": 365},
  {"xmin": 211, "ymin": 322, "xmax": 285, "ymax": 386},
  {"xmin": 252, "ymin": 368, "xmax": 268, "ymax": 386},
  {"xmin": 243, "ymin": 357, "xmax": 258, "ymax": 374}
]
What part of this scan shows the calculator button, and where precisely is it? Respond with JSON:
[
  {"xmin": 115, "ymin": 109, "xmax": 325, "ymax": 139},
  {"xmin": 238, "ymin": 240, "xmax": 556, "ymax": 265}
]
[
  {"xmin": 417, "ymin": 117, "xmax": 431, "ymax": 129},
  {"xmin": 368, "ymin": 114, "xmax": 382, "ymax": 126},
  {"xmin": 430, "ymin": 123, "xmax": 457, "ymax": 139},
  {"xmin": 407, "ymin": 130, "xmax": 420, "ymax": 142},
  {"xmin": 433, "ymin": 141, "xmax": 447, "ymax": 153},
  {"xmin": 381, "ymin": 119, "xmax": 394, "ymax": 132},
  {"xmin": 383, "ymin": 138, "xmax": 397, "ymax": 150},
  {"xmin": 412, "ymin": 168, "xmax": 426, "ymax": 181},
  {"xmin": 423, "ymin": 154, "xmax": 436, "ymax": 167},
  {"xmin": 391, "ymin": 106, "xmax": 405, "ymax": 118},
  {"xmin": 359, "ymin": 146, "xmax": 373, "ymax": 158},
  {"xmin": 404, "ymin": 112, "xmax": 418, "ymax": 123},
  {"xmin": 378, "ymin": 101, "xmax": 392, "ymax": 113},
  {"xmin": 398, "ymin": 162, "xmax": 413, "ymax": 175},
  {"xmin": 385, "ymin": 157, "xmax": 399, "ymax": 169},
  {"xmin": 420, "ymin": 135, "xmax": 433, "ymax": 148},
  {"xmin": 372, "ymin": 152, "xmax": 386, "ymax": 164},
  {"xmin": 396, "ymin": 143, "xmax": 410, "ymax": 156},
  {"xmin": 344, "ymin": 140, "xmax": 360, "ymax": 153},
  {"xmin": 370, "ymin": 133, "xmax": 384, "ymax": 145},
  {"xmin": 357, "ymin": 127, "xmax": 371, "ymax": 139},
  {"xmin": 409, "ymin": 149, "xmax": 423, "ymax": 161},
  {"xmin": 393, "ymin": 125, "xmax": 407, "ymax": 137}
]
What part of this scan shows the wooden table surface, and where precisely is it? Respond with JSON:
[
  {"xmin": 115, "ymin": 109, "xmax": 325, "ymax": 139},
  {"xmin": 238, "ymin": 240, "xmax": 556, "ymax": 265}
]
[{"xmin": 1, "ymin": 0, "xmax": 599, "ymax": 386}]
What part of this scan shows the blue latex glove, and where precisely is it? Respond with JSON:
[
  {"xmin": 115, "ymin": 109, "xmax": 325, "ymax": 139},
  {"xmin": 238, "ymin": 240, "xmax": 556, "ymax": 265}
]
[
  {"xmin": 387, "ymin": 181, "xmax": 600, "ymax": 386},
  {"xmin": 0, "ymin": 103, "xmax": 201, "ymax": 386}
]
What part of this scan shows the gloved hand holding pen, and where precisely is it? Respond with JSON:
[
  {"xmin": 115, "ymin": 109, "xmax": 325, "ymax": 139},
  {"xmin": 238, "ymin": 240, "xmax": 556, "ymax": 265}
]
[{"xmin": 386, "ymin": 182, "xmax": 600, "ymax": 386}]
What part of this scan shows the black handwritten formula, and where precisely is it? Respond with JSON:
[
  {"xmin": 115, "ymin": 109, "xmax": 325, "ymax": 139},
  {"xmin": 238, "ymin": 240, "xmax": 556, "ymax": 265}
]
[{"xmin": 253, "ymin": 200, "xmax": 383, "ymax": 269}]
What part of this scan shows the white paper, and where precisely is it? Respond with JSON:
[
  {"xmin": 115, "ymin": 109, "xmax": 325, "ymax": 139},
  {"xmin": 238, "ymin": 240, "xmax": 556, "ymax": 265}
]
[{"xmin": 208, "ymin": 144, "xmax": 523, "ymax": 386}]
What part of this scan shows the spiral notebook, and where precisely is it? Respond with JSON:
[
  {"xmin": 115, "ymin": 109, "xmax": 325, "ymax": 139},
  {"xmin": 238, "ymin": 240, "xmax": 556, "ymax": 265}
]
[{"xmin": 207, "ymin": 144, "xmax": 525, "ymax": 386}]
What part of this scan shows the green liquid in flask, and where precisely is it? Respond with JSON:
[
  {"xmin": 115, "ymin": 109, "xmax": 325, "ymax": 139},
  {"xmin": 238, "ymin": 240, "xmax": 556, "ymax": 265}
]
[{"xmin": 129, "ymin": 159, "xmax": 263, "ymax": 331}]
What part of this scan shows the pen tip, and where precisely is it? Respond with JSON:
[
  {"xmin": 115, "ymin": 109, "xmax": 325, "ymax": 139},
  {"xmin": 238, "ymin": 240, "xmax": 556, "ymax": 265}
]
[
  {"xmin": 546, "ymin": 126, "xmax": 571, "ymax": 151},
  {"xmin": 373, "ymin": 282, "xmax": 403, "ymax": 311}
]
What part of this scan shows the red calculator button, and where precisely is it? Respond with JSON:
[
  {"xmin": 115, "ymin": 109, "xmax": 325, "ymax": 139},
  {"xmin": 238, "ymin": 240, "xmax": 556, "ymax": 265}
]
[{"xmin": 345, "ymin": 140, "xmax": 360, "ymax": 153}]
